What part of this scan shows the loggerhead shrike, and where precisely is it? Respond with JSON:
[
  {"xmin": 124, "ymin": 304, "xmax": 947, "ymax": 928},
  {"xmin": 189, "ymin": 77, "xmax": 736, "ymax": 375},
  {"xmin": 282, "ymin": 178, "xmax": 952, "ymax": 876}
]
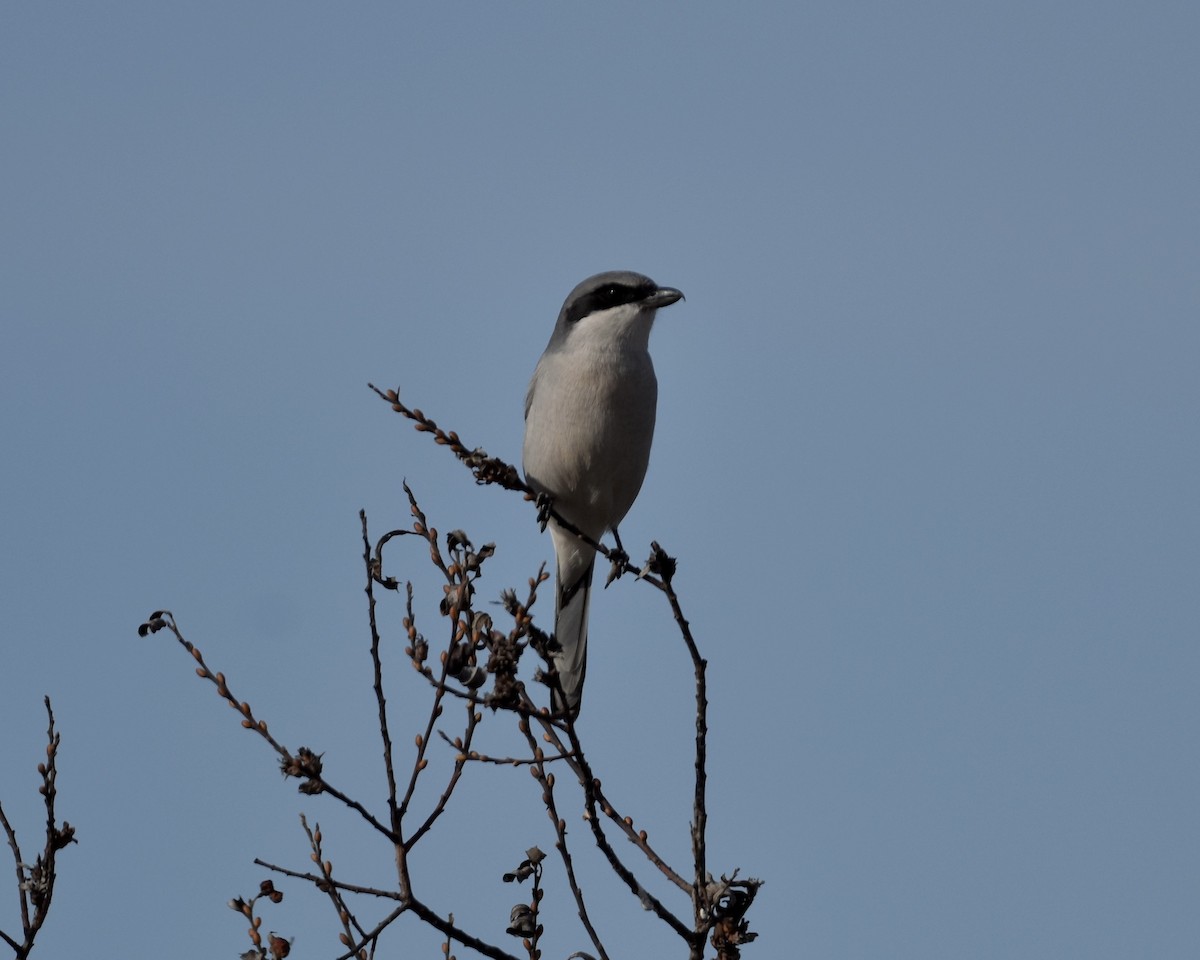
[{"xmin": 522, "ymin": 270, "xmax": 684, "ymax": 717}]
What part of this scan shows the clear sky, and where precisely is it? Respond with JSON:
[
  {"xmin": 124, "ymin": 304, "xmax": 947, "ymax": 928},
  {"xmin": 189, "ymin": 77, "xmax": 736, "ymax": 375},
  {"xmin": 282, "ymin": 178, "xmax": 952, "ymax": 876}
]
[{"xmin": 2, "ymin": 3, "xmax": 1198, "ymax": 958}]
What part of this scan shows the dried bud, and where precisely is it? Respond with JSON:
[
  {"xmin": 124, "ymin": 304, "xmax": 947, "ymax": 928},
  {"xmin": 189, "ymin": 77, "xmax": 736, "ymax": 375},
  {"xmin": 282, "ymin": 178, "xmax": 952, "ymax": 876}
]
[
  {"xmin": 505, "ymin": 904, "xmax": 536, "ymax": 937},
  {"xmin": 281, "ymin": 747, "xmax": 325, "ymax": 795},
  {"xmin": 52, "ymin": 822, "xmax": 77, "ymax": 850},
  {"xmin": 268, "ymin": 932, "xmax": 292, "ymax": 958},
  {"xmin": 648, "ymin": 541, "xmax": 677, "ymax": 583}
]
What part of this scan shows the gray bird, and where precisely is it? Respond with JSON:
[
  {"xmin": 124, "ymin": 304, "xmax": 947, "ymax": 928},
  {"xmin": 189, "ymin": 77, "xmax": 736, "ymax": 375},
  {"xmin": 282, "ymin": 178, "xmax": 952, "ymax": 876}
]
[{"xmin": 522, "ymin": 271, "xmax": 684, "ymax": 717}]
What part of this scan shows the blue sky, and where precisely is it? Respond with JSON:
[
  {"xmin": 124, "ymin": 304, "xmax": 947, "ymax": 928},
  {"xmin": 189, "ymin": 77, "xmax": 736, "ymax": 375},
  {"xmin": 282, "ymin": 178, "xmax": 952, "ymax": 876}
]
[{"xmin": 2, "ymin": 3, "xmax": 1198, "ymax": 958}]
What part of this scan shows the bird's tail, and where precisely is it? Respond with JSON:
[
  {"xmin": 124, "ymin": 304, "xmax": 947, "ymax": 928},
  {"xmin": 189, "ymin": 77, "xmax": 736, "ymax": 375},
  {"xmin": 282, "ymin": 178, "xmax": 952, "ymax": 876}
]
[{"xmin": 551, "ymin": 530, "xmax": 595, "ymax": 719}]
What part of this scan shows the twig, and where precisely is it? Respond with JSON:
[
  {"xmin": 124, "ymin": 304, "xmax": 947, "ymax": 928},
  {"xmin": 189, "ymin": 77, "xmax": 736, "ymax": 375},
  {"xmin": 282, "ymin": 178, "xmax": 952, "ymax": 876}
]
[
  {"xmin": 406, "ymin": 897, "xmax": 523, "ymax": 960},
  {"xmin": 138, "ymin": 612, "xmax": 397, "ymax": 842},
  {"xmin": 300, "ymin": 816, "xmax": 373, "ymax": 957},
  {"xmin": 368, "ymin": 385, "xmax": 664, "ymax": 590},
  {"xmin": 563, "ymin": 721, "xmax": 693, "ymax": 944},
  {"xmin": 404, "ymin": 701, "xmax": 478, "ymax": 851},
  {"xmin": 138, "ymin": 390, "xmax": 761, "ymax": 959},
  {"xmin": 529, "ymin": 710, "xmax": 691, "ymax": 895},
  {"xmin": 227, "ymin": 879, "xmax": 288, "ymax": 959},
  {"xmin": 0, "ymin": 697, "xmax": 76, "ymax": 960},
  {"xmin": 252, "ymin": 859, "xmax": 402, "ymax": 900},
  {"xmin": 648, "ymin": 542, "xmax": 711, "ymax": 926},
  {"xmin": 361, "ymin": 510, "xmax": 401, "ymax": 839},
  {"xmin": 516, "ymin": 716, "xmax": 609, "ymax": 960}
]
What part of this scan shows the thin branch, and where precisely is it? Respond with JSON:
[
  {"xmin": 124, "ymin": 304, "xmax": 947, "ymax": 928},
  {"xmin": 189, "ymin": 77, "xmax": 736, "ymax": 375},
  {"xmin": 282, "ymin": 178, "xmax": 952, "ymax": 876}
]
[
  {"xmin": 531, "ymin": 711, "xmax": 691, "ymax": 895},
  {"xmin": 517, "ymin": 716, "xmax": 610, "ymax": 960},
  {"xmin": 404, "ymin": 701, "xmax": 479, "ymax": 850},
  {"xmin": 252, "ymin": 859, "xmax": 403, "ymax": 900},
  {"xmin": 369, "ymin": 384, "xmax": 668, "ymax": 591},
  {"xmin": 139, "ymin": 391, "xmax": 760, "ymax": 959},
  {"xmin": 300, "ymin": 816, "xmax": 373, "ymax": 952},
  {"xmin": 138, "ymin": 612, "xmax": 397, "ymax": 842},
  {"xmin": 361, "ymin": 511, "xmax": 401, "ymax": 839},
  {"xmin": 0, "ymin": 805, "xmax": 28, "ymax": 950},
  {"xmin": 0, "ymin": 697, "xmax": 76, "ymax": 960},
  {"xmin": 558, "ymin": 722, "xmax": 693, "ymax": 943},
  {"xmin": 405, "ymin": 896, "xmax": 524, "ymax": 960},
  {"xmin": 395, "ymin": 645, "xmax": 454, "ymax": 833},
  {"xmin": 327, "ymin": 905, "xmax": 406, "ymax": 960},
  {"xmin": 591, "ymin": 780, "xmax": 691, "ymax": 893},
  {"xmin": 648, "ymin": 542, "xmax": 710, "ymax": 926},
  {"xmin": 436, "ymin": 730, "xmax": 572, "ymax": 766},
  {"xmin": 366, "ymin": 498, "xmax": 486, "ymax": 851},
  {"xmin": 254, "ymin": 854, "xmax": 525, "ymax": 960}
]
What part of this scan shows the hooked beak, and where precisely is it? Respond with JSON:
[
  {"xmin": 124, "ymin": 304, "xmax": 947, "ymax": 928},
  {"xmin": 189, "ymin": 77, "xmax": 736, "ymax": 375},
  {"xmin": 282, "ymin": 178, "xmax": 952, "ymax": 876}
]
[{"xmin": 646, "ymin": 286, "xmax": 684, "ymax": 309}]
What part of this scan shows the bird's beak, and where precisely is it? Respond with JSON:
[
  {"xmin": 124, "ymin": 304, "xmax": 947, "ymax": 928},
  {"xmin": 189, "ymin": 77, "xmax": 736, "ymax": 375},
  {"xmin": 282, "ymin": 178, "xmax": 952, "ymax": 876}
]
[{"xmin": 646, "ymin": 286, "xmax": 684, "ymax": 309}]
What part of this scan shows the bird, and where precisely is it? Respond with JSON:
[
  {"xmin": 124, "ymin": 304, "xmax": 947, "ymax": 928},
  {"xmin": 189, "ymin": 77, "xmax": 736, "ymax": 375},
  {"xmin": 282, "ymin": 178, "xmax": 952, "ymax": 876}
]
[{"xmin": 522, "ymin": 270, "xmax": 684, "ymax": 717}]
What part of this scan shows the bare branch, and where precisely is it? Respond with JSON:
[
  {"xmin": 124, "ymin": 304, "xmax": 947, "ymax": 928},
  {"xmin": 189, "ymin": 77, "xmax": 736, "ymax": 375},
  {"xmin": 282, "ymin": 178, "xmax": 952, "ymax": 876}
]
[
  {"xmin": 648, "ymin": 541, "xmax": 712, "ymax": 923},
  {"xmin": 137, "ymin": 612, "xmax": 397, "ymax": 842},
  {"xmin": 360, "ymin": 510, "xmax": 401, "ymax": 839},
  {"xmin": 516, "ymin": 717, "xmax": 610, "ymax": 960},
  {"xmin": 138, "ymin": 394, "xmax": 760, "ymax": 959},
  {"xmin": 300, "ymin": 816, "xmax": 375, "ymax": 955},
  {"xmin": 0, "ymin": 698, "xmax": 76, "ymax": 960}
]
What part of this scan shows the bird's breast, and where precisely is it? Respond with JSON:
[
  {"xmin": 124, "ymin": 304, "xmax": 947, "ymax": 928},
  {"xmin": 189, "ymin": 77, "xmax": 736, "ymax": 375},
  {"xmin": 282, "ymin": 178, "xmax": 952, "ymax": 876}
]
[{"xmin": 523, "ymin": 348, "xmax": 658, "ymax": 533}]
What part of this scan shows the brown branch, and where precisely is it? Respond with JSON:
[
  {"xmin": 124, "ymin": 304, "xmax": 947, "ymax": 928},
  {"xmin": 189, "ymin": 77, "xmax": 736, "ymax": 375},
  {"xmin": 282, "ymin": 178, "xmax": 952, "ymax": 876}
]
[
  {"xmin": 368, "ymin": 384, "xmax": 525, "ymax": 493},
  {"xmin": 300, "ymin": 816, "xmax": 374, "ymax": 955},
  {"xmin": 0, "ymin": 698, "xmax": 76, "ymax": 960},
  {"xmin": 557, "ymin": 722, "xmax": 694, "ymax": 944},
  {"xmin": 530, "ymin": 711, "xmax": 691, "ymax": 896},
  {"xmin": 405, "ymin": 896, "xmax": 524, "ymax": 960},
  {"xmin": 436, "ymin": 730, "xmax": 572, "ymax": 766},
  {"xmin": 255, "ymin": 851, "xmax": 524, "ymax": 960},
  {"xmin": 395, "ymin": 622, "xmax": 455, "ymax": 832},
  {"xmin": 227, "ymin": 878, "xmax": 288, "ymax": 959},
  {"xmin": 591, "ymin": 779, "xmax": 691, "ymax": 894},
  {"xmin": 0, "ymin": 807, "xmax": 27, "ymax": 954},
  {"xmin": 404, "ymin": 701, "xmax": 478, "ymax": 851},
  {"xmin": 137, "ymin": 390, "xmax": 760, "ymax": 959},
  {"xmin": 253, "ymin": 859, "xmax": 402, "ymax": 900},
  {"xmin": 138, "ymin": 612, "xmax": 397, "ymax": 842},
  {"xmin": 365, "ymin": 499, "xmax": 487, "ymax": 851},
  {"xmin": 361, "ymin": 511, "xmax": 401, "ymax": 840},
  {"xmin": 369, "ymin": 384, "xmax": 666, "ymax": 592},
  {"xmin": 516, "ymin": 716, "xmax": 610, "ymax": 960},
  {"xmin": 329, "ymin": 905, "xmax": 406, "ymax": 960},
  {"xmin": 648, "ymin": 541, "xmax": 711, "ymax": 927}
]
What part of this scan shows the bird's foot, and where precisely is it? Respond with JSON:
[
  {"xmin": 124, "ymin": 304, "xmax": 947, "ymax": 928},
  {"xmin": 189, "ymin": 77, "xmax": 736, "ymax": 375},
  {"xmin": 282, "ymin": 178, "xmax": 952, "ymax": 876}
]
[
  {"xmin": 534, "ymin": 492, "xmax": 554, "ymax": 532},
  {"xmin": 604, "ymin": 527, "xmax": 631, "ymax": 588}
]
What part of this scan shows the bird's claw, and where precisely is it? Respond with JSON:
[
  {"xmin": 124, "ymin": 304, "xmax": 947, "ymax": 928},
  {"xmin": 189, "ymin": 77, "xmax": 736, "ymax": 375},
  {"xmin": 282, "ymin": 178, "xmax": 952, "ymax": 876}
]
[{"xmin": 534, "ymin": 492, "xmax": 554, "ymax": 532}]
